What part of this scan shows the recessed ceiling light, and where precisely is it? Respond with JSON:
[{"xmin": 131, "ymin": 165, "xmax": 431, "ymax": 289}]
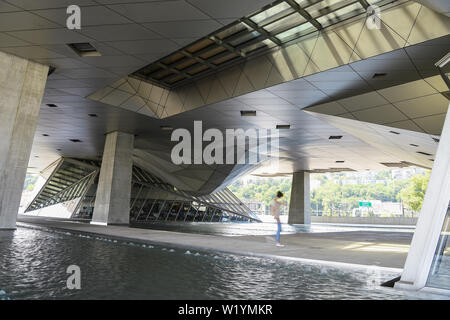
[
  {"xmin": 240, "ymin": 110, "xmax": 256, "ymax": 117},
  {"xmin": 46, "ymin": 104, "xmax": 58, "ymax": 108},
  {"xmin": 70, "ymin": 139, "xmax": 82, "ymax": 143},
  {"xmin": 67, "ymin": 43, "xmax": 101, "ymax": 57},
  {"xmin": 160, "ymin": 126, "xmax": 174, "ymax": 131},
  {"xmin": 329, "ymin": 135, "xmax": 343, "ymax": 140},
  {"xmin": 389, "ymin": 131, "xmax": 400, "ymax": 135},
  {"xmin": 372, "ymin": 73, "xmax": 387, "ymax": 79},
  {"xmin": 276, "ymin": 124, "xmax": 290, "ymax": 129}
]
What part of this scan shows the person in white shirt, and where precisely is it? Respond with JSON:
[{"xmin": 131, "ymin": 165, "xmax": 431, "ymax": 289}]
[{"xmin": 270, "ymin": 191, "xmax": 287, "ymax": 247}]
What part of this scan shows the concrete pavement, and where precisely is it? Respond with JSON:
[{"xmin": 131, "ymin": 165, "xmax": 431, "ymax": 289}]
[{"xmin": 17, "ymin": 215, "xmax": 412, "ymax": 270}]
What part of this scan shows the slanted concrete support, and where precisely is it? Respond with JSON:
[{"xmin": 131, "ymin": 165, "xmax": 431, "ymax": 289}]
[
  {"xmin": 288, "ymin": 171, "xmax": 311, "ymax": 225},
  {"xmin": 396, "ymin": 105, "xmax": 450, "ymax": 292},
  {"xmin": 0, "ymin": 51, "xmax": 48, "ymax": 230},
  {"xmin": 91, "ymin": 131, "xmax": 134, "ymax": 226}
]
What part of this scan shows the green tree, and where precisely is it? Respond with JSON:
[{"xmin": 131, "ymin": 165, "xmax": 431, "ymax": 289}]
[{"xmin": 399, "ymin": 171, "xmax": 430, "ymax": 212}]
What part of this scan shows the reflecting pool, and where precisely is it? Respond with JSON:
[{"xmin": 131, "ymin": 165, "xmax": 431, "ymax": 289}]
[{"xmin": 0, "ymin": 226, "xmax": 446, "ymax": 300}]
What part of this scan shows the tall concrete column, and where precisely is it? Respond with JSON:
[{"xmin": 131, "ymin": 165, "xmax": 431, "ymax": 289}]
[
  {"xmin": 0, "ymin": 51, "xmax": 49, "ymax": 230},
  {"xmin": 288, "ymin": 171, "xmax": 311, "ymax": 225},
  {"xmin": 91, "ymin": 131, "xmax": 134, "ymax": 226}
]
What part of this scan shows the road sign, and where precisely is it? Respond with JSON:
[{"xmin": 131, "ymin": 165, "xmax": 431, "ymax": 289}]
[{"xmin": 359, "ymin": 201, "xmax": 372, "ymax": 207}]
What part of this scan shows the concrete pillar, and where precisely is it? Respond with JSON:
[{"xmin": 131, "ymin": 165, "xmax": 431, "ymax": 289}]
[
  {"xmin": 91, "ymin": 131, "xmax": 134, "ymax": 226},
  {"xmin": 0, "ymin": 51, "xmax": 49, "ymax": 229},
  {"xmin": 288, "ymin": 171, "xmax": 311, "ymax": 225}
]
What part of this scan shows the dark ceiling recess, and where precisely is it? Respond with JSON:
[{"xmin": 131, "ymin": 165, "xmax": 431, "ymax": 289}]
[
  {"xmin": 433, "ymin": 138, "xmax": 440, "ymax": 143},
  {"xmin": 417, "ymin": 151, "xmax": 432, "ymax": 156},
  {"xmin": 276, "ymin": 124, "xmax": 290, "ymax": 129},
  {"xmin": 130, "ymin": 0, "xmax": 396, "ymax": 89},
  {"xmin": 380, "ymin": 162, "xmax": 411, "ymax": 168},
  {"xmin": 441, "ymin": 90, "xmax": 450, "ymax": 100},
  {"xmin": 47, "ymin": 66, "xmax": 56, "ymax": 76},
  {"xmin": 372, "ymin": 73, "xmax": 387, "ymax": 79},
  {"xmin": 46, "ymin": 104, "xmax": 58, "ymax": 108},
  {"xmin": 67, "ymin": 43, "xmax": 101, "ymax": 57},
  {"xmin": 69, "ymin": 139, "xmax": 82, "ymax": 143},
  {"xmin": 88, "ymin": 114, "xmax": 98, "ymax": 117},
  {"xmin": 389, "ymin": 131, "xmax": 400, "ymax": 135},
  {"xmin": 42, "ymin": 134, "xmax": 49, "ymax": 137},
  {"xmin": 329, "ymin": 135, "xmax": 343, "ymax": 140},
  {"xmin": 241, "ymin": 110, "xmax": 257, "ymax": 116},
  {"xmin": 410, "ymin": 144, "xmax": 419, "ymax": 147},
  {"xmin": 335, "ymin": 160, "xmax": 345, "ymax": 163}
]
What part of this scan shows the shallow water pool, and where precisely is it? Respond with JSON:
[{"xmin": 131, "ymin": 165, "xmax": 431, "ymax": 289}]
[{"xmin": 0, "ymin": 226, "xmax": 445, "ymax": 300}]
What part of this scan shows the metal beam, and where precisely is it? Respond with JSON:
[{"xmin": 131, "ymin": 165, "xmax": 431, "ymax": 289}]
[{"xmin": 285, "ymin": 0, "xmax": 322, "ymax": 30}]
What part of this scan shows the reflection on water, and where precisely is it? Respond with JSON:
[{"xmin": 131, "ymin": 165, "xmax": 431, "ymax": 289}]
[{"xmin": 0, "ymin": 226, "xmax": 445, "ymax": 300}]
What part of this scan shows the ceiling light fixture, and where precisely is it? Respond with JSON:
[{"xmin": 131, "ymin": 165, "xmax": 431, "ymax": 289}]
[
  {"xmin": 276, "ymin": 124, "xmax": 290, "ymax": 129},
  {"xmin": 67, "ymin": 42, "xmax": 101, "ymax": 57}
]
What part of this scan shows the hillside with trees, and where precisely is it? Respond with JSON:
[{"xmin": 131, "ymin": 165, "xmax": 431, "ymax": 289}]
[{"xmin": 229, "ymin": 170, "xmax": 430, "ymax": 216}]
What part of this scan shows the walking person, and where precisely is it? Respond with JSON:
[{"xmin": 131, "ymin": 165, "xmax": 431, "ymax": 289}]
[{"xmin": 270, "ymin": 191, "xmax": 287, "ymax": 247}]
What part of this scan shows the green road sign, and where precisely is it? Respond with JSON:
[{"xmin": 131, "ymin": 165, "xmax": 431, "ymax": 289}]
[{"xmin": 359, "ymin": 201, "xmax": 372, "ymax": 207}]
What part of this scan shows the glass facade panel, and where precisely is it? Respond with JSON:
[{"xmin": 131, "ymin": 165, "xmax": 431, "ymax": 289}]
[
  {"xmin": 158, "ymin": 201, "xmax": 172, "ymax": 221},
  {"xmin": 306, "ymin": 0, "xmax": 354, "ymax": 18},
  {"xmin": 263, "ymin": 12, "xmax": 306, "ymax": 35},
  {"xmin": 426, "ymin": 204, "xmax": 450, "ymax": 290},
  {"xmin": 149, "ymin": 200, "xmax": 163, "ymax": 221},
  {"xmin": 316, "ymin": 2, "xmax": 364, "ymax": 27},
  {"xmin": 167, "ymin": 201, "xmax": 182, "ymax": 221},
  {"xmin": 276, "ymin": 22, "xmax": 315, "ymax": 41},
  {"xmin": 185, "ymin": 205, "xmax": 197, "ymax": 222},
  {"xmin": 194, "ymin": 206, "xmax": 206, "ymax": 222},
  {"xmin": 250, "ymin": 2, "xmax": 293, "ymax": 25}
]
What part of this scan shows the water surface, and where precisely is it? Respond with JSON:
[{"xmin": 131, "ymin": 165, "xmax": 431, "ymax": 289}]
[{"xmin": 0, "ymin": 226, "xmax": 444, "ymax": 300}]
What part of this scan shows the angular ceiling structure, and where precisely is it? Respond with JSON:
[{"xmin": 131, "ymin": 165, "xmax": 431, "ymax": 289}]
[{"xmin": 1, "ymin": 0, "xmax": 448, "ymax": 193}]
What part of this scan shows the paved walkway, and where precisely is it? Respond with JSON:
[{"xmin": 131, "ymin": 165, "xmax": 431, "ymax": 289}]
[{"xmin": 17, "ymin": 215, "xmax": 413, "ymax": 270}]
